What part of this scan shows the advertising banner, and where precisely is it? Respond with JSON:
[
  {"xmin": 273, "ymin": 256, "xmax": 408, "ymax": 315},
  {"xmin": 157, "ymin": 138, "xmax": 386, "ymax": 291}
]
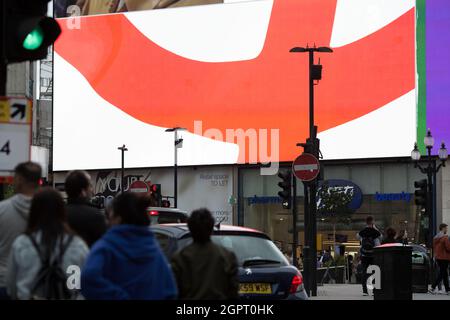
[{"xmin": 53, "ymin": 0, "xmax": 417, "ymax": 170}]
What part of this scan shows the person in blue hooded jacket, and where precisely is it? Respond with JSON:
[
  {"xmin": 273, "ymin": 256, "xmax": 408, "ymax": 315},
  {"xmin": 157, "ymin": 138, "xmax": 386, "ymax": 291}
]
[{"xmin": 80, "ymin": 192, "xmax": 177, "ymax": 300}]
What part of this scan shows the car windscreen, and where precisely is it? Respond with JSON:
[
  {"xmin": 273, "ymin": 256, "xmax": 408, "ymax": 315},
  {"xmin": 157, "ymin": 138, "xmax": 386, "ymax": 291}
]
[
  {"xmin": 178, "ymin": 234, "xmax": 289, "ymax": 267},
  {"xmin": 149, "ymin": 212, "xmax": 188, "ymax": 225}
]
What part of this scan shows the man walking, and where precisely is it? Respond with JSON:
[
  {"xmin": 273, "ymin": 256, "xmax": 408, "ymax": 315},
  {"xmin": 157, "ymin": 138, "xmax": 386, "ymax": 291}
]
[
  {"xmin": 357, "ymin": 216, "xmax": 381, "ymax": 296},
  {"xmin": 0, "ymin": 162, "xmax": 41, "ymax": 299},
  {"xmin": 65, "ymin": 170, "xmax": 107, "ymax": 247},
  {"xmin": 171, "ymin": 208, "xmax": 239, "ymax": 300},
  {"xmin": 429, "ymin": 223, "xmax": 450, "ymax": 295}
]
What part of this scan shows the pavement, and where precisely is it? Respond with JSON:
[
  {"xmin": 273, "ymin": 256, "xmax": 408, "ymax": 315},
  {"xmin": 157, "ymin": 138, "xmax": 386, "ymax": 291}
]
[{"xmin": 308, "ymin": 284, "xmax": 450, "ymax": 300}]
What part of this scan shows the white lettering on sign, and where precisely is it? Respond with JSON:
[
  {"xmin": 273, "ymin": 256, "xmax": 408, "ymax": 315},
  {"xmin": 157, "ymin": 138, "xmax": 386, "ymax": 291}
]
[
  {"xmin": 366, "ymin": 265, "xmax": 381, "ymax": 290},
  {"xmin": 294, "ymin": 164, "xmax": 319, "ymax": 171},
  {"xmin": 0, "ymin": 124, "xmax": 31, "ymax": 171}
]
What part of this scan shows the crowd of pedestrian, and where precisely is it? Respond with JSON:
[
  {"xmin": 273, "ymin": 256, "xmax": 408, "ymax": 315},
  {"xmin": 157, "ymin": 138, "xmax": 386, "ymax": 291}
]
[
  {"xmin": 356, "ymin": 216, "xmax": 450, "ymax": 296},
  {"xmin": 0, "ymin": 161, "xmax": 239, "ymax": 300}
]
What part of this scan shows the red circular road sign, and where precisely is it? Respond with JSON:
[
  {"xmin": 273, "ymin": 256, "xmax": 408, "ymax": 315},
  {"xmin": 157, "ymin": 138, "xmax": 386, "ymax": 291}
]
[
  {"xmin": 292, "ymin": 153, "xmax": 320, "ymax": 182},
  {"xmin": 129, "ymin": 180, "xmax": 149, "ymax": 193}
]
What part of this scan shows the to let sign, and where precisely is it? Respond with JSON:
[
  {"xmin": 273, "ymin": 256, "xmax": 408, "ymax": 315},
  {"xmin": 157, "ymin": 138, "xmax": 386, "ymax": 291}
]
[
  {"xmin": 0, "ymin": 97, "xmax": 32, "ymax": 172},
  {"xmin": 292, "ymin": 153, "xmax": 320, "ymax": 182}
]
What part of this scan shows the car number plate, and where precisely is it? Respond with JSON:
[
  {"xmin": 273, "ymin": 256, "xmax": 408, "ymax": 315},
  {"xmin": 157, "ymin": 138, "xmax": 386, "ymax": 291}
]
[{"xmin": 239, "ymin": 283, "xmax": 272, "ymax": 294}]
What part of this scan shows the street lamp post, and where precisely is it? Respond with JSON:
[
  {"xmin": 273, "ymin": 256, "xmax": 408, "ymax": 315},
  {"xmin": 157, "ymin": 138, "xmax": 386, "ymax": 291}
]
[
  {"xmin": 165, "ymin": 127, "xmax": 186, "ymax": 208},
  {"xmin": 117, "ymin": 145, "xmax": 128, "ymax": 193},
  {"xmin": 411, "ymin": 129, "xmax": 448, "ymax": 247},
  {"xmin": 290, "ymin": 45, "xmax": 333, "ymax": 297}
]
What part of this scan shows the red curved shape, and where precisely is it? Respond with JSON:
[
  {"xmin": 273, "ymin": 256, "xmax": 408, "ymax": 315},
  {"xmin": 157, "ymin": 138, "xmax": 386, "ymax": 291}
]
[{"xmin": 55, "ymin": 0, "xmax": 415, "ymax": 163}]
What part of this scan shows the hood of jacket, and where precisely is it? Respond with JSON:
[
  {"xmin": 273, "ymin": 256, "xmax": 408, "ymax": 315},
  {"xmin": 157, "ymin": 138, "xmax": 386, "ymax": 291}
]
[
  {"xmin": 8, "ymin": 194, "xmax": 32, "ymax": 221},
  {"xmin": 101, "ymin": 224, "xmax": 160, "ymax": 262},
  {"xmin": 81, "ymin": 224, "xmax": 177, "ymax": 300}
]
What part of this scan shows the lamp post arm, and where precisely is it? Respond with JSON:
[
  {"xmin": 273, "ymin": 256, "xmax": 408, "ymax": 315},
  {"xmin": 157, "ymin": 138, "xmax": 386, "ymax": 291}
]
[{"xmin": 414, "ymin": 162, "xmax": 427, "ymax": 174}]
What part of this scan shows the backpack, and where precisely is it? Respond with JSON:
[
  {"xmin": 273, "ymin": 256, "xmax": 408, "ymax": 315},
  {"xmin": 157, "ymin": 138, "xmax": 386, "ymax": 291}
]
[
  {"xmin": 28, "ymin": 234, "xmax": 74, "ymax": 300},
  {"xmin": 360, "ymin": 237, "xmax": 375, "ymax": 256}
]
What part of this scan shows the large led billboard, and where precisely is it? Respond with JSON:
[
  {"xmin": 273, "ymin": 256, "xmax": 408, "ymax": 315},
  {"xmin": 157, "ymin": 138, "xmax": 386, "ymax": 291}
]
[
  {"xmin": 424, "ymin": 0, "xmax": 450, "ymax": 153},
  {"xmin": 53, "ymin": 0, "xmax": 417, "ymax": 171}
]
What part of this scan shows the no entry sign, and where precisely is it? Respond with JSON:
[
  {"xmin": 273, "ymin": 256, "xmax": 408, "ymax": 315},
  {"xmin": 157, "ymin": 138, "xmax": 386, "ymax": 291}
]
[
  {"xmin": 292, "ymin": 153, "xmax": 320, "ymax": 182},
  {"xmin": 129, "ymin": 180, "xmax": 149, "ymax": 193}
]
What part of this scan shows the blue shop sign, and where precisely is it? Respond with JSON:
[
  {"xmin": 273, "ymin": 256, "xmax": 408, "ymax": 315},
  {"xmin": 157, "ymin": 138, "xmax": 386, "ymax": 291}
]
[
  {"xmin": 375, "ymin": 192, "xmax": 412, "ymax": 202},
  {"xmin": 248, "ymin": 196, "xmax": 282, "ymax": 206},
  {"xmin": 317, "ymin": 179, "xmax": 363, "ymax": 211}
]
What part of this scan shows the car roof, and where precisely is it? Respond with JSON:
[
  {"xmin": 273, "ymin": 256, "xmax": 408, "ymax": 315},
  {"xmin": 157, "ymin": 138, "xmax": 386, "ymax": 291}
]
[
  {"xmin": 150, "ymin": 223, "xmax": 270, "ymax": 240},
  {"xmin": 147, "ymin": 207, "xmax": 188, "ymax": 215}
]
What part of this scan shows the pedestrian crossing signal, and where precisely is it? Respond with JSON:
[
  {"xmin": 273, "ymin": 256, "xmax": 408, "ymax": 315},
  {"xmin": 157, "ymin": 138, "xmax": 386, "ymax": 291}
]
[{"xmin": 277, "ymin": 171, "xmax": 292, "ymax": 209}]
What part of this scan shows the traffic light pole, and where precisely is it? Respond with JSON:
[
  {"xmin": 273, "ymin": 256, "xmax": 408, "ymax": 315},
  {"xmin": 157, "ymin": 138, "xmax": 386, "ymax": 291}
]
[
  {"xmin": 0, "ymin": 60, "xmax": 5, "ymax": 201},
  {"xmin": 1, "ymin": 0, "xmax": 6, "ymax": 199},
  {"xmin": 292, "ymin": 175, "xmax": 298, "ymax": 269},
  {"xmin": 118, "ymin": 145, "xmax": 128, "ymax": 193},
  {"xmin": 0, "ymin": 62, "xmax": 5, "ymax": 95},
  {"xmin": 432, "ymin": 161, "xmax": 437, "ymax": 238},
  {"xmin": 174, "ymin": 130, "xmax": 178, "ymax": 208},
  {"xmin": 427, "ymin": 164, "xmax": 433, "ymax": 248},
  {"xmin": 303, "ymin": 183, "xmax": 311, "ymax": 295},
  {"xmin": 308, "ymin": 51, "xmax": 314, "ymax": 139}
]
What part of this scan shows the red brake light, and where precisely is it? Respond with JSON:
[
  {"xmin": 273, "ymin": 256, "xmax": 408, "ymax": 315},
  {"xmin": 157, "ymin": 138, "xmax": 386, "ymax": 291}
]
[
  {"xmin": 290, "ymin": 274, "xmax": 303, "ymax": 294},
  {"xmin": 149, "ymin": 210, "xmax": 159, "ymax": 216}
]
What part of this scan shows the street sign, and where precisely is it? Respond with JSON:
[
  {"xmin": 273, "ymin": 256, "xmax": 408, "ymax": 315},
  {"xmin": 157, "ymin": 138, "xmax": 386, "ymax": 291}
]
[
  {"xmin": 292, "ymin": 153, "xmax": 320, "ymax": 182},
  {"xmin": 0, "ymin": 97, "xmax": 32, "ymax": 172},
  {"xmin": 129, "ymin": 180, "xmax": 149, "ymax": 193},
  {"xmin": 0, "ymin": 97, "xmax": 32, "ymax": 123}
]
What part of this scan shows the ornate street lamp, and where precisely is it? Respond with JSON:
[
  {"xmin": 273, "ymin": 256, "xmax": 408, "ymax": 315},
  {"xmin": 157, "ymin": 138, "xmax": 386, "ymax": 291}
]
[{"xmin": 411, "ymin": 129, "xmax": 447, "ymax": 247}]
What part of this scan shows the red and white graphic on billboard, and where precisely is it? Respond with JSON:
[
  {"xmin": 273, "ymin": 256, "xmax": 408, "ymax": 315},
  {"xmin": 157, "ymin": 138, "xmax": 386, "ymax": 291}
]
[{"xmin": 53, "ymin": 0, "xmax": 416, "ymax": 170}]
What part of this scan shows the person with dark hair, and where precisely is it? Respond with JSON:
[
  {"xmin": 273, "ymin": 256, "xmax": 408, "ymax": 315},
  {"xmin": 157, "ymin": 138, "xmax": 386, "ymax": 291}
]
[
  {"xmin": 65, "ymin": 170, "xmax": 107, "ymax": 247},
  {"xmin": 356, "ymin": 215, "xmax": 381, "ymax": 296},
  {"xmin": 382, "ymin": 227, "xmax": 397, "ymax": 244},
  {"xmin": 171, "ymin": 208, "xmax": 239, "ymax": 300},
  {"xmin": 81, "ymin": 192, "xmax": 177, "ymax": 300},
  {"xmin": 5, "ymin": 188, "xmax": 88, "ymax": 299},
  {"xmin": 429, "ymin": 223, "xmax": 450, "ymax": 295},
  {"xmin": 395, "ymin": 229, "xmax": 408, "ymax": 245},
  {"xmin": 0, "ymin": 162, "xmax": 42, "ymax": 299}
]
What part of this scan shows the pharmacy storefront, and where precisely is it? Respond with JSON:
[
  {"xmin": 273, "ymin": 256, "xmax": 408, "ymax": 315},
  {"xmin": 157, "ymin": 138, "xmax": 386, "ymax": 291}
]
[{"xmin": 237, "ymin": 159, "xmax": 441, "ymax": 255}]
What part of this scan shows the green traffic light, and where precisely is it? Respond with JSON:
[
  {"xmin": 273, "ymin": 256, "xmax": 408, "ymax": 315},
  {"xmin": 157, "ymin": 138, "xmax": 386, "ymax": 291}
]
[{"xmin": 23, "ymin": 26, "xmax": 44, "ymax": 50}]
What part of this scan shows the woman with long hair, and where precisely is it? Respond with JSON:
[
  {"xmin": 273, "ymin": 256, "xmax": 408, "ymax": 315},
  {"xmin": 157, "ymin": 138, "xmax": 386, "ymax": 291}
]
[{"xmin": 6, "ymin": 188, "xmax": 89, "ymax": 299}]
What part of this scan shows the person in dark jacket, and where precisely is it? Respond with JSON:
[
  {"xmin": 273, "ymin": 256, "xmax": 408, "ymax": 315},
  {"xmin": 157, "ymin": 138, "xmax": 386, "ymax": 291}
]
[
  {"xmin": 382, "ymin": 227, "xmax": 397, "ymax": 244},
  {"xmin": 171, "ymin": 208, "xmax": 239, "ymax": 300},
  {"xmin": 81, "ymin": 192, "xmax": 177, "ymax": 300},
  {"xmin": 356, "ymin": 216, "xmax": 381, "ymax": 296},
  {"xmin": 65, "ymin": 171, "xmax": 107, "ymax": 247}
]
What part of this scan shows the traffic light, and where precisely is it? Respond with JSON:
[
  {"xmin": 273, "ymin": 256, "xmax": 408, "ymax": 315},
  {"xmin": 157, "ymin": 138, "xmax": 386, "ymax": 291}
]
[
  {"xmin": 151, "ymin": 184, "xmax": 162, "ymax": 207},
  {"xmin": 278, "ymin": 171, "xmax": 292, "ymax": 209},
  {"xmin": 414, "ymin": 179, "xmax": 428, "ymax": 213},
  {"xmin": 1, "ymin": 0, "xmax": 61, "ymax": 63}
]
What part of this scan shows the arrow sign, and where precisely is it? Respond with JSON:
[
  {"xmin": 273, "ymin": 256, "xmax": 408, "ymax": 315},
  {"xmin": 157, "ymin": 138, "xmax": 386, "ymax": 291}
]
[
  {"xmin": 10, "ymin": 103, "xmax": 26, "ymax": 120},
  {"xmin": 292, "ymin": 153, "xmax": 320, "ymax": 182}
]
